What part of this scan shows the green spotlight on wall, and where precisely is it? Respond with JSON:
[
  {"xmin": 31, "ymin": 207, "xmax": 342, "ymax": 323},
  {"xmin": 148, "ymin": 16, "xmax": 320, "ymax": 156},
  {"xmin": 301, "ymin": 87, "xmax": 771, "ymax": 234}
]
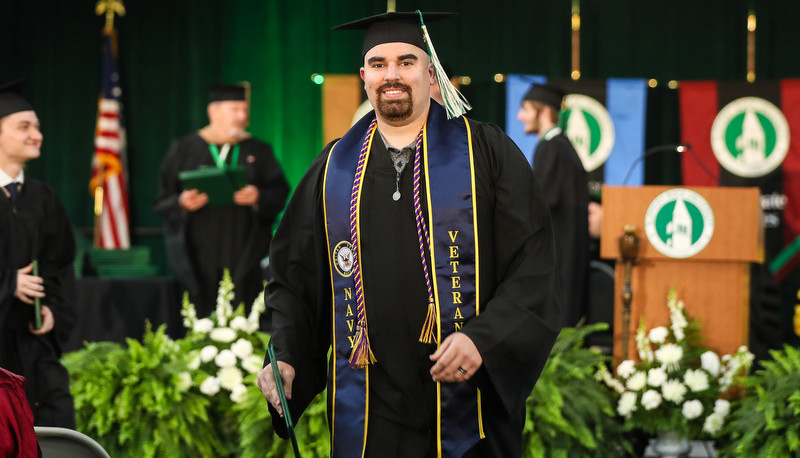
[{"xmin": 311, "ymin": 73, "xmax": 325, "ymax": 85}]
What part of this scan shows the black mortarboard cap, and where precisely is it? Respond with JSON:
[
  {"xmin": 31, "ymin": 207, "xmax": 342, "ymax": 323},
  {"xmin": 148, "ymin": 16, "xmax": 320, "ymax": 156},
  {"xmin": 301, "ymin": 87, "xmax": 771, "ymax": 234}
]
[
  {"xmin": 523, "ymin": 83, "xmax": 566, "ymax": 109},
  {"xmin": 333, "ymin": 11, "xmax": 455, "ymax": 58},
  {"xmin": 208, "ymin": 83, "xmax": 247, "ymax": 103},
  {"xmin": 0, "ymin": 80, "xmax": 34, "ymax": 119}
]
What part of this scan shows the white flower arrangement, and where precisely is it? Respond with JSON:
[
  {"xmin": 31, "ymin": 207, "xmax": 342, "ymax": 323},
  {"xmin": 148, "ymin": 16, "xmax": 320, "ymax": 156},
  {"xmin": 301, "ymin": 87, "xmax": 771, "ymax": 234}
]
[
  {"xmin": 598, "ymin": 287, "xmax": 754, "ymax": 439},
  {"xmin": 180, "ymin": 269, "xmax": 268, "ymax": 404}
]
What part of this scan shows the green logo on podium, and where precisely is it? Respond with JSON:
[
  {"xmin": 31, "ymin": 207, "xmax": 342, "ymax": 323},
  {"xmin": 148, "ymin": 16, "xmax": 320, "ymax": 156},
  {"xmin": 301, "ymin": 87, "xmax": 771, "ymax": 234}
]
[{"xmin": 644, "ymin": 189, "xmax": 715, "ymax": 259}]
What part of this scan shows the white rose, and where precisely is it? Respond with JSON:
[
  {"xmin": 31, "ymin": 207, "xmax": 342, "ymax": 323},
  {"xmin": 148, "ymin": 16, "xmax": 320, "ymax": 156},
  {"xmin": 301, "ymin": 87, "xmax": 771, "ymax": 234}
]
[
  {"xmin": 647, "ymin": 367, "xmax": 667, "ymax": 387},
  {"xmin": 176, "ymin": 372, "xmax": 193, "ymax": 392},
  {"xmin": 684, "ymin": 369, "xmax": 710, "ymax": 392},
  {"xmin": 231, "ymin": 339, "xmax": 254, "ymax": 359},
  {"xmin": 655, "ymin": 343, "xmax": 683, "ymax": 372},
  {"xmin": 700, "ymin": 351, "xmax": 720, "ymax": 377},
  {"xmin": 641, "ymin": 390, "xmax": 662, "ymax": 410},
  {"xmin": 626, "ymin": 371, "xmax": 647, "ymax": 391},
  {"xmin": 682, "ymin": 399, "xmax": 703, "ymax": 419},
  {"xmin": 617, "ymin": 391, "xmax": 638, "ymax": 417},
  {"xmin": 648, "ymin": 326, "xmax": 669, "ymax": 344},
  {"xmin": 243, "ymin": 355, "xmax": 264, "ymax": 374},
  {"xmin": 714, "ymin": 399, "xmax": 730, "ymax": 417},
  {"xmin": 193, "ymin": 318, "xmax": 214, "ymax": 333},
  {"xmin": 210, "ymin": 327, "xmax": 237, "ymax": 343},
  {"xmin": 230, "ymin": 384, "xmax": 248, "ymax": 403},
  {"xmin": 617, "ymin": 360, "xmax": 636, "ymax": 379},
  {"xmin": 230, "ymin": 316, "xmax": 249, "ymax": 332},
  {"xmin": 214, "ymin": 349, "xmax": 237, "ymax": 368},
  {"xmin": 217, "ymin": 366, "xmax": 243, "ymax": 391},
  {"xmin": 199, "ymin": 376, "xmax": 220, "ymax": 396},
  {"xmin": 703, "ymin": 413, "xmax": 725, "ymax": 435},
  {"xmin": 661, "ymin": 379, "xmax": 687, "ymax": 403},
  {"xmin": 200, "ymin": 345, "xmax": 219, "ymax": 363}
]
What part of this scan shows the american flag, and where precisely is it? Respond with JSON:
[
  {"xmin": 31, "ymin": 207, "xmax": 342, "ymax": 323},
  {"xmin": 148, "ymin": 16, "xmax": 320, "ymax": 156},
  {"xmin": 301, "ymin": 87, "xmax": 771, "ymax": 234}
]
[{"xmin": 90, "ymin": 29, "xmax": 130, "ymax": 248}]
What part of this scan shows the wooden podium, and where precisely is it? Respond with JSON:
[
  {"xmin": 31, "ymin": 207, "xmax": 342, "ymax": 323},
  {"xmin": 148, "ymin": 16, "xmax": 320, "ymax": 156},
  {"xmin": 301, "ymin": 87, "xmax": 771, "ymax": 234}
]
[{"xmin": 600, "ymin": 185, "xmax": 764, "ymax": 363}]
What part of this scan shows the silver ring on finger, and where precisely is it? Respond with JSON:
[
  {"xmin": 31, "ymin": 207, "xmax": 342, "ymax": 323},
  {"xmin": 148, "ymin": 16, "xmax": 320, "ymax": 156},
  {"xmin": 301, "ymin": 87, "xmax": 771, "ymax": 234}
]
[{"xmin": 458, "ymin": 366, "xmax": 468, "ymax": 375}]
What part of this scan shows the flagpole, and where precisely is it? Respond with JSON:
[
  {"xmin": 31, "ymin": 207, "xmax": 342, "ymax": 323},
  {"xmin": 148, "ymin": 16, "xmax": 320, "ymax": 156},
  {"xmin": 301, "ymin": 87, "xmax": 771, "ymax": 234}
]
[
  {"xmin": 571, "ymin": 0, "xmax": 581, "ymax": 80},
  {"xmin": 746, "ymin": 9, "xmax": 756, "ymax": 82}
]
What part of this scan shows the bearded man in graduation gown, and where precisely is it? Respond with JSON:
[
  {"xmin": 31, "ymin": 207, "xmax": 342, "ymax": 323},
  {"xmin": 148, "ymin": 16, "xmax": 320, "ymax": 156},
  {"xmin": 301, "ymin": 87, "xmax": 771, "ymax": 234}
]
[
  {"xmin": 0, "ymin": 81, "xmax": 77, "ymax": 428},
  {"xmin": 155, "ymin": 84, "xmax": 289, "ymax": 317},
  {"xmin": 257, "ymin": 12, "xmax": 561, "ymax": 458},
  {"xmin": 517, "ymin": 83, "xmax": 589, "ymax": 328}
]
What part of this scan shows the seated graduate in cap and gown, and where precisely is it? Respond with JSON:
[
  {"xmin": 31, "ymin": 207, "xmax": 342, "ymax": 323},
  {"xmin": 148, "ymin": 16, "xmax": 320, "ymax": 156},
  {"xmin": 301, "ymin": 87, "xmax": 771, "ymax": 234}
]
[
  {"xmin": 517, "ymin": 83, "xmax": 589, "ymax": 329},
  {"xmin": 0, "ymin": 81, "xmax": 77, "ymax": 428},
  {"xmin": 258, "ymin": 12, "xmax": 562, "ymax": 458},
  {"xmin": 155, "ymin": 84, "xmax": 289, "ymax": 317}
]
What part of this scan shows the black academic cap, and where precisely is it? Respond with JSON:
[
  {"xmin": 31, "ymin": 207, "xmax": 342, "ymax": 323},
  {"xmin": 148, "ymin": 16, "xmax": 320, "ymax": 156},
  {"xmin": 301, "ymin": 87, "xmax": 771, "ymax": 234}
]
[
  {"xmin": 523, "ymin": 83, "xmax": 566, "ymax": 109},
  {"xmin": 0, "ymin": 80, "xmax": 34, "ymax": 119},
  {"xmin": 208, "ymin": 83, "xmax": 247, "ymax": 103},
  {"xmin": 333, "ymin": 11, "xmax": 455, "ymax": 58}
]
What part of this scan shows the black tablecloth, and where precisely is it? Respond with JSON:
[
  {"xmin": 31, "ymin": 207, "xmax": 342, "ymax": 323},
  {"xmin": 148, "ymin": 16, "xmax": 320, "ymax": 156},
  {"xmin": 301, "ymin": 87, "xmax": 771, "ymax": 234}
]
[{"xmin": 62, "ymin": 277, "xmax": 185, "ymax": 353}]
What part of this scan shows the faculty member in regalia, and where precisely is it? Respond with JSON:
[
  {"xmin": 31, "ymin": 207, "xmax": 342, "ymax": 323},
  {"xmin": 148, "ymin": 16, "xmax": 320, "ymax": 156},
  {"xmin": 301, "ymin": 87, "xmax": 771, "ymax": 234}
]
[
  {"xmin": 258, "ymin": 12, "xmax": 561, "ymax": 457},
  {"xmin": 155, "ymin": 84, "xmax": 289, "ymax": 317}
]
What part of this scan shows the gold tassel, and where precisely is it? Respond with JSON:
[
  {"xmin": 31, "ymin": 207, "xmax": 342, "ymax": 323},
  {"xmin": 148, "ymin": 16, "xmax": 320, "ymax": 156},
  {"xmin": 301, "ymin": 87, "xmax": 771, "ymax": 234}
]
[
  {"xmin": 348, "ymin": 324, "xmax": 377, "ymax": 369},
  {"xmin": 418, "ymin": 300, "xmax": 438, "ymax": 344}
]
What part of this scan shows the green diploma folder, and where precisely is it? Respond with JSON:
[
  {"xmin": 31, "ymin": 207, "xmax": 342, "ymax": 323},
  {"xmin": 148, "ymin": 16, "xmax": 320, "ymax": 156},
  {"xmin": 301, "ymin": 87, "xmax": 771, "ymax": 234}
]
[
  {"xmin": 267, "ymin": 343, "xmax": 301, "ymax": 458},
  {"xmin": 178, "ymin": 166, "xmax": 247, "ymax": 206}
]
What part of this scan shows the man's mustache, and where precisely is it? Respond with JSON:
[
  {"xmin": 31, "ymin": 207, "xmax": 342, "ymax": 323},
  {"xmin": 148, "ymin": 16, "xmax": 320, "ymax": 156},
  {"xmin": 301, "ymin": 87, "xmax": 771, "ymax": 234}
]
[{"xmin": 378, "ymin": 82, "xmax": 412, "ymax": 94}]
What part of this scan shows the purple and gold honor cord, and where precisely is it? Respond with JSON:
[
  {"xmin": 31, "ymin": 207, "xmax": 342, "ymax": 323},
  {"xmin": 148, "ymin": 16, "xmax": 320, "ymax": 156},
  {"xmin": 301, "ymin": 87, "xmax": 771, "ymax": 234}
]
[
  {"xmin": 348, "ymin": 118, "xmax": 378, "ymax": 369},
  {"xmin": 412, "ymin": 132, "xmax": 438, "ymax": 344},
  {"xmin": 348, "ymin": 120, "xmax": 437, "ymax": 369}
]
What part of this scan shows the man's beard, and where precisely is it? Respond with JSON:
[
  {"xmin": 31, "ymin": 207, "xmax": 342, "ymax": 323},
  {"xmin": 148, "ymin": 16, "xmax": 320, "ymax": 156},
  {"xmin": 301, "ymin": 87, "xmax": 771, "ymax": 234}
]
[{"xmin": 375, "ymin": 83, "xmax": 414, "ymax": 121}]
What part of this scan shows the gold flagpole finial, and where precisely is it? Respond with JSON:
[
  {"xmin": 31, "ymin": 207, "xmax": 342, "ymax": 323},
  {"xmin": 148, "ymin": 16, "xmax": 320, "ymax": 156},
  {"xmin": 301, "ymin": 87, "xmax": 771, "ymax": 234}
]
[{"xmin": 96, "ymin": 0, "xmax": 126, "ymax": 33}]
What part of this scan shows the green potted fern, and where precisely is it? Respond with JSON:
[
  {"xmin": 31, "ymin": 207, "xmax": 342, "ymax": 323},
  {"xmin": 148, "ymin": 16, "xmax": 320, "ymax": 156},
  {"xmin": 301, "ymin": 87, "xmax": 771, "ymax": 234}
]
[{"xmin": 718, "ymin": 344, "xmax": 800, "ymax": 457}]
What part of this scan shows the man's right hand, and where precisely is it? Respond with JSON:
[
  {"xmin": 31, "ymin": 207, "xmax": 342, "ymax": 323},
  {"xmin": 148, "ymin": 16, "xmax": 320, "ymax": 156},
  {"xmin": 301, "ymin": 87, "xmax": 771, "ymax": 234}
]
[
  {"xmin": 257, "ymin": 361, "xmax": 296, "ymax": 418},
  {"xmin": 15, "ymin": 263, "xmax": 44, "ymax": 304},
  {"xmin": 178, "ymin": 189, "xmax": 209, "ymax": 212}
]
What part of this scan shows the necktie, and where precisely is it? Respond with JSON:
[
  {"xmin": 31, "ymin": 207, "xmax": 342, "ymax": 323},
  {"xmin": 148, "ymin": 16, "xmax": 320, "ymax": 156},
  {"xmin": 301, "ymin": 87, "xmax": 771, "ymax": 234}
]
[{"xmin": 5, "ymin": 182, "xmax": 19, "ymax": 204}]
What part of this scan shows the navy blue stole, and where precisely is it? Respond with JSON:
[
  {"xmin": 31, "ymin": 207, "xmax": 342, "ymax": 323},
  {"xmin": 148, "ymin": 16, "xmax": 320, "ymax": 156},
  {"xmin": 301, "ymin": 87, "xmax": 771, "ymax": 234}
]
[{"xmin": 323, "ymin": 103, "xmax": 482, "ymax": 457}]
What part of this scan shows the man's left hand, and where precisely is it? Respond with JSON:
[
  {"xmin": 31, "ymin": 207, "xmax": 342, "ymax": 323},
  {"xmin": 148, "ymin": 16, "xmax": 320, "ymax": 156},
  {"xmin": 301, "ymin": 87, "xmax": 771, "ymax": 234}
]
[
  {"xmin": 29, "ymin": 305, "xmax": 54, "ymax": 335},
  {"xmin": 234, "ymin": 185, "xmax": 259, "ymax": 207},
  {"xmin": 429, "ymin": 332, "xmax": 482, "ymax": 383}
]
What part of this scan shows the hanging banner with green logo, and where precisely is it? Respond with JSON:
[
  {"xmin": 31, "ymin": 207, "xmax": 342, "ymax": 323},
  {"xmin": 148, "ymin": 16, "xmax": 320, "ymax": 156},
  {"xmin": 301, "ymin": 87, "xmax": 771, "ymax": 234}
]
[
  {"xmin": 506, "ymin": 75, "xmax": 648, "ymax": 194},
  {"xmin": 679, "ymin": 79, "xmax": 800, "ymax": 279}
]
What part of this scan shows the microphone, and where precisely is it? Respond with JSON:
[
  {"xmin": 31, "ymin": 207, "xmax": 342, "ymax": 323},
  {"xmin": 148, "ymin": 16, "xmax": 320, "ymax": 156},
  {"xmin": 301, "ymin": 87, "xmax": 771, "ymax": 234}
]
[{"xmin": 621, "ymin": 143, "xmax": 713, "ymax": 186}]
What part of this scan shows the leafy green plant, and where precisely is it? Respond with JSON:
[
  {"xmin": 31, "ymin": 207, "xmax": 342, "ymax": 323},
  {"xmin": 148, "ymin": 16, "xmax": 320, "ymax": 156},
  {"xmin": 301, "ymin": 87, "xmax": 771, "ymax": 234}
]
[
  {"xmin": 235, "ymin": 381, "xmax": 329, "ymax": 458},
  {"xmin": 62, "ymin": 325, "xmax": 225, "ymax": 457},
  {"xmin": 718, "ymin": 344, "xmax": 800, "ymax": 457},
  {"xmin": 524, "ymin": 322, "xmax": 631, "ymax": 457}
]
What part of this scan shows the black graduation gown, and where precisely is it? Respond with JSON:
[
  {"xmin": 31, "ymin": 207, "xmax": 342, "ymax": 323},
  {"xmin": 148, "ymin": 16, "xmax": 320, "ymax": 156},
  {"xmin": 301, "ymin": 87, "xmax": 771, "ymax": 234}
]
[
  {"xmin": 532, "ymin": 133, "xmax": 589, "ymax": 328},
  {"xmin": 267, "ymin": 111, "xmax": 562, "ymax": 457},
  {"xmin": 155, "ymin": 134, "xmax": 289, "ymax": 316},
  {"xmin": 0, "ymin": 179, "xmax": 77, "ymax": 428}
]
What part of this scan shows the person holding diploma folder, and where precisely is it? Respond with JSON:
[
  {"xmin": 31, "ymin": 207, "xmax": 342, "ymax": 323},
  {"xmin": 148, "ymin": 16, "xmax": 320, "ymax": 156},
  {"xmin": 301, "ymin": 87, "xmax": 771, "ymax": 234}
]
[
  {"xmin": 156, "ymin": 83, "xmax": 289, "ymax": 318},
  {"xmin": 257, "ymin": 12, "xmax": 561, "ymax": 457},
  {"xmin": 0, "ymin": 80, "xmax": 77, "ymax": 428}
]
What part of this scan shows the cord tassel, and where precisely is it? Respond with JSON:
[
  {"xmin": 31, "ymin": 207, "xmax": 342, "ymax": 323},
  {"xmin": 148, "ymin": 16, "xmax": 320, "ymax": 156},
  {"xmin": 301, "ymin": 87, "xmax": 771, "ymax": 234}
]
[
  {"xmin": 418, "ymin": 299, "xmax": 438, "ymax": 344},
  {"xmin": 348, "ymin": 323, "xmax": 377, "ymax": 369}
]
